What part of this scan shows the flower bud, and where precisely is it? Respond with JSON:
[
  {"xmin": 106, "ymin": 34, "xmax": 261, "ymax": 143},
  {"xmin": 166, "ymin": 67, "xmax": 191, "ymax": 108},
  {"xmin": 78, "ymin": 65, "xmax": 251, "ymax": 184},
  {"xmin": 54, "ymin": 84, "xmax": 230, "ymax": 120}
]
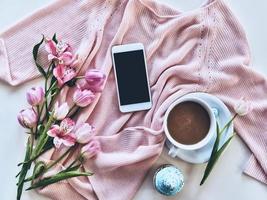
[
  {"xmin": 81, "ymin": 139, "xmax": 101, "ymax": 159},
  {"xmin": 84, "ymin": 69, "xmax": 106, "ymax": 92},
  {"xmin": 17, "ymin": 108, "xmax": 37, "ymax": 128},
  {"xmin": 53, "ymin": 102, "xmax": 69, "ymax": 120},
  {"xmin": 73, "ymin": 89, "xmax": 95, "ymax": 107},
  {"xmin": 75, "ymin": 123, "xmax": 95, "ymax": 144},
  {"xmin": 26, "ymin": 87, "xmax": 45, "ymax": 106},
  {"xmin": 234, "ymin": 98, "xmax": 252, "ymax": 116}
]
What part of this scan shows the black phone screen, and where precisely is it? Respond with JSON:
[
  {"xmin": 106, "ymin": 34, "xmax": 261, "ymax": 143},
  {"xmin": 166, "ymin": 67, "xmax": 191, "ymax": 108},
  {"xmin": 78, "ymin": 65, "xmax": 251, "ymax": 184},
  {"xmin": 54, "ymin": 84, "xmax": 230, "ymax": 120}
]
[{"xmin": 113, "ymin": 50, "xmax": 150, "ymax": 105}]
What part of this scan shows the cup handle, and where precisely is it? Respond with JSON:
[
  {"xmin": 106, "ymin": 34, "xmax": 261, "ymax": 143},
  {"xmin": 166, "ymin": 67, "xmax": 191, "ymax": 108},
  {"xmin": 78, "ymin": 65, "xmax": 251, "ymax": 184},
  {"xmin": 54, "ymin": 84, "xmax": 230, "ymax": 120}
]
[
  {"xmin": 211, "ymin": 107, "xmax": 219, "ymax": 118},
  {"xmin": 168, "ymin": 145, "xmax": 180, "ymax": 158}
]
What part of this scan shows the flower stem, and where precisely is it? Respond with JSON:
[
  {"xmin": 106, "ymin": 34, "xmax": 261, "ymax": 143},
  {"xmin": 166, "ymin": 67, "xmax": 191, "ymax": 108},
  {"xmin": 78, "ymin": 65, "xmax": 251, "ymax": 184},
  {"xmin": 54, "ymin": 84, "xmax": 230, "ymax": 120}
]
[
  {"xmin": 23, "ymin": 147, "xmax": 74, "ymax": 183},
  {"xmin": 219, "ymin": 113, "xmax": 237, "ymax": 138},
  {"xmin": 75, "ymin": 76, "xmax": 85, "ymax": 79},
  {"xmin": 46, "ymin": 86, "xmax": 63, "ymax": 115},
  {"xmin": 68, "ymin": 105, "xmax": 77, "ymax": 116},
  {"xmin": 30, "ymin": 128, "xmax": 34, "ymax": 154},
  {"xmin": 65, "ymin": 157, "xmax": 80, "ymax": 171},
  {"xmin": 32, "ymin": 112, "xmax": 54, "ymax": 158},
  {"xmin": 46, "ymin": 147, "xmax": 74, "ymax": 171}
]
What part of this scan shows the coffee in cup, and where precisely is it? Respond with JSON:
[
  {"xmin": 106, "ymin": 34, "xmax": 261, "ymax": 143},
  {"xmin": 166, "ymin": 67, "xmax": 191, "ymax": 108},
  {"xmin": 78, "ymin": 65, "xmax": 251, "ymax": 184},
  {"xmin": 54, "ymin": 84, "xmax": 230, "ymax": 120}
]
[
  {"xmin": 164, "ymin": 97, "xmax": 216, "ymax": 152},
  {"xmin": 167, "ymin": 101, "xmax": 210, "ymax": 145}
]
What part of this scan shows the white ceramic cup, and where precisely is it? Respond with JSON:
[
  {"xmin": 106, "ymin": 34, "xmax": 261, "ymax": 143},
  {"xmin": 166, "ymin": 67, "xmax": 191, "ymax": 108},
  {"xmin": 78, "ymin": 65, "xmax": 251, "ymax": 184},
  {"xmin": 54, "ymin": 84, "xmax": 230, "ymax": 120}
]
[{"xmin": 164, "ymin": 97, "xmax": 216, "ymax": 157}]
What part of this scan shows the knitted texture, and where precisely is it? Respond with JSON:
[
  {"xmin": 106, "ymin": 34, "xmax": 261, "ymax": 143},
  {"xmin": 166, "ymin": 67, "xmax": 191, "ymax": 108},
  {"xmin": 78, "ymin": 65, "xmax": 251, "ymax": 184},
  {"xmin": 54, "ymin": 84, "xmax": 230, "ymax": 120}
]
[{"xmin": 0, "ymin": 0, "xmax": 266, "ymax": 199}]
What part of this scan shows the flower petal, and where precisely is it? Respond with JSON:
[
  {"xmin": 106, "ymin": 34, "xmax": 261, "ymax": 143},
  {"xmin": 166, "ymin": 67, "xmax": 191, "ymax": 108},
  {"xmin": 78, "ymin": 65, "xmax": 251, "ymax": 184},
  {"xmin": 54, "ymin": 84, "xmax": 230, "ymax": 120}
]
[
  {"xmin": 59, "ymin": 52, "xmax": 73, "ymax": 65},
  {"xmin": 60, "ymin": 118, "xmax": 75, "ymax": 134},
  {"xmin": 53, "ymin": 137, "xmax": 63, "ymax": 149},
  {"xmin": 81, "ymin": 139, "xmax": 101, "ymax": 159},
  {"xmin": 73, "ymin": 89, "xmax": 95, "ymax": 107},
  {"xmin": 54, "ymin": 102, "xmax": 69, "ymax": 120},
  {"xmin": 62, "ymin": 133, "xmax": 76, "ymax": 147},
  {"xmin": 47, "ymin": 125, "xmax": 60, "ymax": 137},
  {"xmin": 75, "ymin": 123, "xmax": 95, "ymax": 144},
  {"xmin": 45, "ymin": 39, "xmax": 57, "ymax": 56},
  {"xmin": 53, "ymin": 64, "xmax": 65, "ymax": 86}
]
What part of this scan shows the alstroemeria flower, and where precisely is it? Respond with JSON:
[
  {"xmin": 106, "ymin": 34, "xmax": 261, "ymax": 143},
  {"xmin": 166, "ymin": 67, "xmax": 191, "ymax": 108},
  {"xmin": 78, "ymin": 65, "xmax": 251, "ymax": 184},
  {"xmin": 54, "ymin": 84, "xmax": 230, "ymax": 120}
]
[
  {"xmin": 84, "ymin": 69, "xmax": 106, "ymax": 92},
  {"xmin": 45, "ymin": 39, "xmax": 73, "ymax": 65},
  {"xmin": 73, "ymin": 89, "xmax": 95, "ymax": 107},
  {"xmin": 17, "ymin": 108, "xmax": 37, "ymax": 129},
  {"xmin": 26, "ymin": 87, "xmax": 45, "ymax": 106},
  {"xmin": 75, "ymin": 123, "xmax": 95, "ymax": 144},
  {"xmin": 47, "ymin": 118, "xmax": 76, "ymax": 148},
  {"xmin": 234, "ymin": 97, "xmax": 252, "ymax": 116},
  {"xmin": 53, "ymin": 102, "xmax": 69, "ymax": 120},
  {"xmin": 81, "ymin": 139, "xmax": 101, "ymax": 159},
  {"xmin": 53, "ymin": 63, "xmax": 77, "ymax": 87}
]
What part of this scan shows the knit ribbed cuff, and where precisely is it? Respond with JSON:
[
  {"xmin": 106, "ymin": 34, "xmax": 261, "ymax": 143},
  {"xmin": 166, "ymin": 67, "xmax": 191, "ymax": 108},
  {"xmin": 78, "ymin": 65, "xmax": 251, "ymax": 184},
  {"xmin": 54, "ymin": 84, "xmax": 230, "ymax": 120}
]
[
  {"xmin": 243, "ymin": 155, "xmax": 267, "ymax": 185},
  {"xmin": 0, "ymin": 38, "xmax": 11, "ymax": 84}
]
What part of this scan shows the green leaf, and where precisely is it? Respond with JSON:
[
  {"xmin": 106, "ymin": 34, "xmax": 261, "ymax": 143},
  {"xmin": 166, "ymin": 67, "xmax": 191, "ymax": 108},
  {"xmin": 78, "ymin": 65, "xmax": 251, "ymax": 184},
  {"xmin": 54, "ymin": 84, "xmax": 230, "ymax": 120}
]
[
  {"xmin": 200, "ymin": 134, "xmax": 234, "ymax": 185},
  {"xmin": 16, "ymin": 138, "xmax": 32, "ymax": 200},
  {"xmin": 15, "ymin": 171, "xmax": 21, "ymax": 178},
  {"xmin": 33, "ymin": 35, "xmax": 46, "ymax": 77},
  {"xmin": 212, "ymin": 135, "xmax": 234, "ymax": 165},
  {"xmin": 26, "ymin": 171, "xmax": 93, "ymax": 190},
  {"xmin": 32, "ymin": 161, "xmax": 46, "ymax": 181},
  {"xmin": 64, "ymin": 165, "xmax": 81, "ymax": 173},
  {"xmin": 61, "ymin": 163, "xmax": 81, "ymax": 174},
  {"xmin": 52, "ymin": 33, "xmax": 58, "ymax": 44}
]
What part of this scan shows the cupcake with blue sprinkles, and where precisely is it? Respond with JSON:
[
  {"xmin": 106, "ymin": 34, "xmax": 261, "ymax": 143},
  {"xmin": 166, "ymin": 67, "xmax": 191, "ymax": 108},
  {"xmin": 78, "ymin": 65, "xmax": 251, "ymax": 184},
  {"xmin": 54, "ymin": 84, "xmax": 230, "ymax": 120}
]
[{"xmin": 153, "ymin": 164, "xmax": 184, "ymax": 196}]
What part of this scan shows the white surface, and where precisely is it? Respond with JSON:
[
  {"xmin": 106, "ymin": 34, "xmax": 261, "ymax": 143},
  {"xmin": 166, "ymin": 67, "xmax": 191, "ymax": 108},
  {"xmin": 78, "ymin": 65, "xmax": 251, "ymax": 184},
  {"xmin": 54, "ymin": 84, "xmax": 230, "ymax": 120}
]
[{"xmin": 0, "ymin": 0, "xmax": 266, "ymax": 200}]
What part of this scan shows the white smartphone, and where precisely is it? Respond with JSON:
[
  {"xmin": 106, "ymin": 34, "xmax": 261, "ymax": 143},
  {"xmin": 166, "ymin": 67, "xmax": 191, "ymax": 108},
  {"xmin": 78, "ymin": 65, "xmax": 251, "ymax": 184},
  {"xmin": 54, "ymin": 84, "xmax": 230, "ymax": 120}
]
[{"xmin": 111, "ymin": 43, "xmax": 152, "ymax": 113}]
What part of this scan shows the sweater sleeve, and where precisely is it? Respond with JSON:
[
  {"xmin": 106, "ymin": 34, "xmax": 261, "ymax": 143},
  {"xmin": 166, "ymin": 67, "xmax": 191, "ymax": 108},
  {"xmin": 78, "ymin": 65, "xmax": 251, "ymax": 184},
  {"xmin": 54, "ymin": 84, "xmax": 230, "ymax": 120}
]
[
  {"xmin": 0, "ymin": 0, "xmax": 102, "ymax": 86},
  {"xmin": 206, "ymin": 1, "xmax": 267, "ymax": 184}
]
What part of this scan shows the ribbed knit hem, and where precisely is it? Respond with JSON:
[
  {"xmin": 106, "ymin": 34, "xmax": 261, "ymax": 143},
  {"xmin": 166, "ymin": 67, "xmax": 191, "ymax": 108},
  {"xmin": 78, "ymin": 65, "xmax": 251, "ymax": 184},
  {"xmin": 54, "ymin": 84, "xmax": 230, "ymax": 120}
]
[
  {"xmin": 243, "ymin": 155, "xmax": 267, "ymax": 185},
  {"xmin": 0, "ymin": 38, "xmax": 11, "ymax": 84}
]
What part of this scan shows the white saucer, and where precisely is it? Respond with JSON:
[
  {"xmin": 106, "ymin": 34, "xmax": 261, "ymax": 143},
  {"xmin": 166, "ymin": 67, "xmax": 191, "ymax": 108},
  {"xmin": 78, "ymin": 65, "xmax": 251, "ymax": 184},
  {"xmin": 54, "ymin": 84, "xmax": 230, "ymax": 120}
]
[{"xmin": 165, "ymin": 92, "xmax": 234, "ymax": 164}]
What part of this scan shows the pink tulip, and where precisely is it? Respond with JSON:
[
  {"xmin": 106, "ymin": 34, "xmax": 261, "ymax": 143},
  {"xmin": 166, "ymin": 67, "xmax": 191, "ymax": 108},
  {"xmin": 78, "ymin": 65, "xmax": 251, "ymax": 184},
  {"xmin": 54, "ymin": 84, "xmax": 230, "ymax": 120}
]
[
  {"xmin": 81, "ymin": 139, "xmax": 101, "ymax": 159},
  {"xmin": 73, "ymin": 89, "xmax": 95, "ymax": 107},
  {"xmin": 53, "ymin": 63, "xmax": 77, "ymax": 87},
  {"xmin": 84, "ymin": 69, "xmax": 106, "ymax": 92},
  {"xmin": 17, "ymin": 108, "xmax": 37, "ymax": 129},
  {"xmin": 53, "ymin": 102, "xmax": 69, "ymax": 120},
  {"xmin": 26, "ymin": 87, "xmax": 44, "ymax": 106},
  {"xmin": 47, "ymin": 118, "xmax": 76, "ymax": 148},
  {"xmin": 76, "ymin": 79, "xmax": 90, "ymax": 90},
  {"xmin": 74, "ymin": 123, "xmax": 95, "ymax": 144}
]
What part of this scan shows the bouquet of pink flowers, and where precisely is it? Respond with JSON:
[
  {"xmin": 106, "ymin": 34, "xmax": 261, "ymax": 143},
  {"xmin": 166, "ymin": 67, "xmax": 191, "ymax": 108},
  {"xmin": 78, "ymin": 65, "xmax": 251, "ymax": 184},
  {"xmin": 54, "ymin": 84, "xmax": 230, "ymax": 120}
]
[{"xmin": 16, "ymin": 34, "xmax": 106, "ymax": 200}]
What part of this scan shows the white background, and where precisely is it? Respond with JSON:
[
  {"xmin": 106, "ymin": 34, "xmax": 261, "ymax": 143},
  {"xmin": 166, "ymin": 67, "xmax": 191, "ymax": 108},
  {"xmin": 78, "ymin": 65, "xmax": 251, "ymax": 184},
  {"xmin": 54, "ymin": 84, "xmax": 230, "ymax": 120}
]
[{"xmin": 0, "ymin": 0, "xmax": 266, "ymax": 200}]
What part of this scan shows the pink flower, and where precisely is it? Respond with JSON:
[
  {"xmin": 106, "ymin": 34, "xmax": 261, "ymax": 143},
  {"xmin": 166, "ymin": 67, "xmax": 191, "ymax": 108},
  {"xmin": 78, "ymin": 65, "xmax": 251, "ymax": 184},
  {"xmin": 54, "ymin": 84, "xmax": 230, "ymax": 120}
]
[
  {"xmin": 75, "ymin": 123, "xmax": 95, "ymax": 144},
  {"xmin": 47, "ymin": 118, "xmax": 76, "ymax": 148},
  {"xmin": 17, "ymin": 108, "xmax": 37, "ymax": 129},
  {"xmin": 81, "ymin": 139, "xmax": 101, "ymax": 159},
  {"xmin": 76, "ymin": 79, "xmax": 90, "ymax": 90},
  {"xmin": 234, "ymin": 97, "xmax": 252, "ymax": 116},
  {"xmin": 45, "ymin": 39, "xmax": 73, "ymax": 65},
  {"xmin": 26, "ymin": 87, "xmax": 44, "ymax": 106},
  {"xmin": 73, "ymin": 89, "xmax": 95, "ymax": 107},
  {"xmin": 53, "ymin": 102, "xmax": 69, "ymax": 120},
  {"xmin": 84, "ymin": 69, "xmax": 106, "ymax": 92},
  {"xmin": 53, "ymin": 63, "xmax": 77, "ymax": 87}
]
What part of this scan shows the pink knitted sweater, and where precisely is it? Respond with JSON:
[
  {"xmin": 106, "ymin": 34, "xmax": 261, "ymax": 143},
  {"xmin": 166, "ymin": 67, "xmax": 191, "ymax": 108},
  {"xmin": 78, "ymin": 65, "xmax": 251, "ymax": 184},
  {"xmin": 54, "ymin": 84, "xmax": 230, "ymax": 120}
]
[{"xmin": 0, "ymin": 0, "xmax": 266, "ymax": 199}]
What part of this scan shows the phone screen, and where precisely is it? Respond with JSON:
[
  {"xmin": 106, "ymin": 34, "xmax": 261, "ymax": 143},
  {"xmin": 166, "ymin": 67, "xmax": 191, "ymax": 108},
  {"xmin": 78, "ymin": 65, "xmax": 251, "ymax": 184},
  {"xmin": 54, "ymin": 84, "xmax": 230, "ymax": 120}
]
[{"xmin": 113, "ymin": 50, "xmax": 150, "ymax": 105}]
